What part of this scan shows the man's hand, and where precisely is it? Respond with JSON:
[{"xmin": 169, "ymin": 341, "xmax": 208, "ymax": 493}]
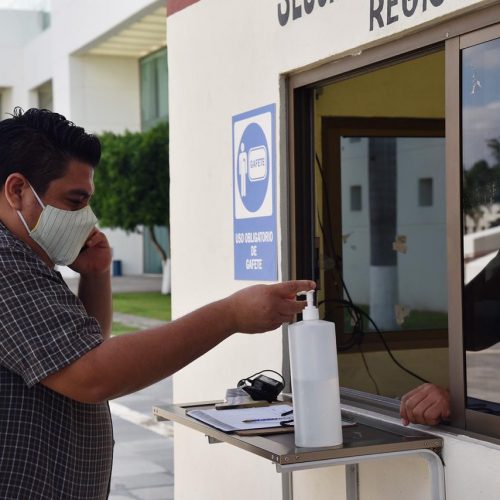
[
  {"xmin": 70, "ymin": 229, "xmax": 112, "ymax": 336},
  {"xmin": 226, "ymin": 280, "xmax": 316, "ymax": 334},
  {"xmin": 70, "ymin": 228, "xmax": 112, "ymax": 275},
  {"xmin": 400, "ymin": 383, "xmax": 450, "ymax": 426}
]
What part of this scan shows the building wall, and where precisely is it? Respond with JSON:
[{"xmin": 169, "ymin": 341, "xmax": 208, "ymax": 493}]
[
  {"xmin": 106, "ymin": 227, "xmax": 144, "ymax": 275},
  {"xmin": 167, "ymin": 0, "xmax": 500, "ymax": 499},
  {"xmin": 0, "ymin": 0, "xmax": 164, "ymax": 274},
  {"xmin": 69, "ymin": 55, "xmax": 141, "ymax": 134},
  {"xmin": 0, "ymin": 10, "xmax": 42, "ymax": 111}
]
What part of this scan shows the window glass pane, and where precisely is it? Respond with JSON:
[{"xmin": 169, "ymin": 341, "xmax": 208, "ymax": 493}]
[
  {"xmin": 418, "ymin": 178, "xmax": 433, "ymax": 207},
  {"xmin": 140, "ymin": 57, "xmax": 157, "ymax": 128},
  {"xmin": 341, "ymin": 137, "xmax": 447, "ymax": 333},
  {"xmin": 350, "ymin": 185, "xmax": 362, "ymax": 211},
  {"xmin": 462, "ymin": 37, "xmax": 500, "ymax": 414},
  {"xmin": 157, "ymin": 50, "xmax": 168, "ymax": 122},
  {"xmin": 140, "ymin": 48, "xmax": 168, "ymax": 131},
  {"xmin": 311, "ymin": 50, "xmax": 448, "ymax": 398},
  {"xmin": 37, "ymin": 80, "xmax": 52, "ymax": 110}
]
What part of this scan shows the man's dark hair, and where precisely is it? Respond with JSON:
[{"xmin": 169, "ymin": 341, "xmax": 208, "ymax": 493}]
[{"xmin": 0, "ymin": 107, "xmax": 101, "ymax": 194}]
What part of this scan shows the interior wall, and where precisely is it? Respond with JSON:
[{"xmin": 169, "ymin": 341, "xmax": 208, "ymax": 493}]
[
  {"xmin": 315, "ymin": 51, "xmax": 445, "ymax": 119},
  {"xmin": 339, "ymin": 348, "xmax": 449, "ymax": 396}
]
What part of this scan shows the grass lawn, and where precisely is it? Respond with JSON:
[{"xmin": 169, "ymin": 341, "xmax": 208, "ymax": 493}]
[
  {"xmin": 112, "ymin": 292, "xmax": 172, "ymax": 322},
  {"xmin": 343, "ymin": 304, "xmax": 448, "ymax": 331},
  {"xmin": 112, "ymin": 322, "xmax": 137, "ymax": 336}
]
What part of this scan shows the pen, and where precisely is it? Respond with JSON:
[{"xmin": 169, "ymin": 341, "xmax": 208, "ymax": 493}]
[{"xmin": 242, "ymin": 416, "xmax": 291, "ymax": 423}]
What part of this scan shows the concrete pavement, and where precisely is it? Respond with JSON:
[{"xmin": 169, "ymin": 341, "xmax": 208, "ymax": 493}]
[
  {"xmin": 63, "ymin": 273, "xmax": 164, "ymax": 294},
  {"xmin": 113, "ymin": 312, "xmax": 167, "ymax": 329},
  {"xmin": 109, "ymin": 378, "xmax": 174, "ymax": 500}
]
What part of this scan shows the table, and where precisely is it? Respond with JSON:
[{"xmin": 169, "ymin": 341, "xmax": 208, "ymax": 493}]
[{"xmin": 154, "ymin": 401, "xmax": 445, "ymax": 500}]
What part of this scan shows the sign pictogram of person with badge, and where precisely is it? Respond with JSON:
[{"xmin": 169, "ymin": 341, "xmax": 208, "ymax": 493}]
[{"xmin": 233, "ymin": 104, "xmax": 277, "ymax": 280}]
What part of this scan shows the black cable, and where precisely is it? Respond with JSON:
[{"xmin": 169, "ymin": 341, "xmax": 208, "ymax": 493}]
[
  {"xmin": 315, "ymin": 153, "xmax": 365, "ymax": 350},
  {"xmin": 314, "ymin": 153, "xmax": 430, "ymax": 385},
  {"xmin": 358, "ymin": 342, "xmax": 381, "ymax": 395},
  {"xmin": 357, "ymin": 306, "xmax": 430, "ymax": 384},
  {"xmin": 237, "ymin": 369, "xmax": 285, "ymax": 388},
  {"xmin": 317, "ymin": 211, "xmax": 362, "ymax": 333},
  {"xmin": 317, "ymin": 298, "xmax": 364, "ymax": 352},
  {"xmin": 320, "ymin": 298, "xmax": 430, "ymax": 384},
  {"xmin": 315, "ymin": 154, "xmax": 360, "ymax": 314}
]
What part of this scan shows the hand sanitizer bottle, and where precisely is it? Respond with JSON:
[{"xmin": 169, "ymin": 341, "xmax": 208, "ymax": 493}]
[{"xmin": 288, "ymin": 290, "xmax": 342, "ymax": 448}]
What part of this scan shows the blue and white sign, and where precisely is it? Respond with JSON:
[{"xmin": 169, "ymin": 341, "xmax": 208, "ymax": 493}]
[{"xmin": 233, "ymin": 104, "xmax": 277, "ymax": 281}]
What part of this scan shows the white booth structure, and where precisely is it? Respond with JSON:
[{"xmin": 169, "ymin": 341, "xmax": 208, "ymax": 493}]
[{"xmin": 167, "ymin": 1, "xmax": 500, "ymax": 499}]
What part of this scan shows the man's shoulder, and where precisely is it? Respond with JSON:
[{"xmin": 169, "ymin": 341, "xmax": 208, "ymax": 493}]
[
  {"xmin": 0, "ymin": 221, "xmax": 27, "ymax": 250},
  {"xmin": 0, "ymin": 222, "xmax": 49, "ymax": 272}
]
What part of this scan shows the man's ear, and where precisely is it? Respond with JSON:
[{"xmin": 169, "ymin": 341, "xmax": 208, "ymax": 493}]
[{"xmin": 4, "ymin": 173, "xmax": 29, "ymax": 210}]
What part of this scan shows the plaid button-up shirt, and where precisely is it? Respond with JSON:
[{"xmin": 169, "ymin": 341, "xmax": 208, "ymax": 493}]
[{"xmin": 0, "ymin": 222, "xmax": 113, "ymax": 499}]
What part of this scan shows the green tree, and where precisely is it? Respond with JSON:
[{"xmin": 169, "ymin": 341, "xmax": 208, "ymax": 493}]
[
  {"xmin": 487, "ymin": 138, "xmax": 500, "ymax": 164},
  {"xmin": 92, "ymin": 123, "xmax": 170, "ymax": 287},
  {"xmin": 463, "ymin": 139, "xmax": 500, "ymax": 232}
]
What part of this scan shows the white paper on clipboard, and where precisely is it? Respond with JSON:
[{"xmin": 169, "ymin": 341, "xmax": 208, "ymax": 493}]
[{"xmin": 187, "ymin": 404, "xmax": 292, "ymax": 432}]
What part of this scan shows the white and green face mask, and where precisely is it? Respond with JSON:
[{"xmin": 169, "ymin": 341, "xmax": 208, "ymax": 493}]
[{"xmin": 17, "ymin": 184, "xmax": 97, "ymax": 266}]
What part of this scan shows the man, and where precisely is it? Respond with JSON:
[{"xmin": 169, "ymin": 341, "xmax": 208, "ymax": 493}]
[
  {"xmin": 0, "ymin": 108, "xmax": 315, "ymax": 499},
  {"xmin": 400, "ymin": 250, "xmax": 500, "ymax": 426}
]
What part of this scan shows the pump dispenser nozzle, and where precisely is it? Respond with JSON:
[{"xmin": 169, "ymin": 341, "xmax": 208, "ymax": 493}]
[{"xmin": 298, "ymin": 290, "xmax": 319, "ymax": 321}]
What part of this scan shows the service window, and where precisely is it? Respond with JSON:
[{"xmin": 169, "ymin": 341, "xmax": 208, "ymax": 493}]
[
  {"xmin": 289, "ymin": 6, "xmax": 500, "ymax": 438},
  {"xmin": 293, "ymin": 49, "xmax": 448, "ymax": 400}
]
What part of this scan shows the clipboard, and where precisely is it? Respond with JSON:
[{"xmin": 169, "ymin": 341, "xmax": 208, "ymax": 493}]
[
  {"xmin": 186, "ymin": 404, "xmax": 293, "ymax": 433},
  {"xmin": 235, "ymin": 425, "xmax": 294, "ymax": 436},
  {"xmin": 186, "ymin": 404, "xmax": 357, "ymax": 435}
]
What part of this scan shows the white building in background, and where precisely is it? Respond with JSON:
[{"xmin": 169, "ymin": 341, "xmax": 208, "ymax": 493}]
[{"xmin": 0, "ymin": 0, "xmax": 168, "ymax": 276}]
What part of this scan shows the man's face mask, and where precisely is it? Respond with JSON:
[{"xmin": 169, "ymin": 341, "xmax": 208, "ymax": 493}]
[{"xmin": 16, "ymin": 183, "xmax": 97, "ymax": 266}]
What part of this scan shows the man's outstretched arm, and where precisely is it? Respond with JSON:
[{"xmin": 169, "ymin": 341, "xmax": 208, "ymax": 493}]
[{"xmin": 42, "ymin": 280, "xmax": 315, "ymax": 403}]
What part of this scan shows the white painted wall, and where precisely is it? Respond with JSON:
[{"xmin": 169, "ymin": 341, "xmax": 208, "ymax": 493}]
[
  {"xmin": 68, "ymin": 55, "xmax": 140, "ymax": 134},
  {"xmin": 168, "ymin": 0, "xmax": 498, "ymax": 499},
  {"xmin": 106, "ymin": 227, "xmax": 144, "ymax": 275},
  {"xmin": 0, "ymin": 10, "xmax": 42, "ymax": 110}
]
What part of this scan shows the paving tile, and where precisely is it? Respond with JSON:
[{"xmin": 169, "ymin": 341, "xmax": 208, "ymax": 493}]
[
  {"xmin": 129, "ymin": 485, "xmax": 174, "ymax": 500},
  {"xmin": 109, "ymin": 377, "xmax": 174, "ymax": 500},
  {"xmin": 111, "ymin": 471, "xmax": 173, "ymax": 490}
]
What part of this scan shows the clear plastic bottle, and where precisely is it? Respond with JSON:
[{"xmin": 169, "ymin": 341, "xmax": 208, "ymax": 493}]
[{"xmin": 288, "ymin": 290, "xmax": 343, "ymax": 448}]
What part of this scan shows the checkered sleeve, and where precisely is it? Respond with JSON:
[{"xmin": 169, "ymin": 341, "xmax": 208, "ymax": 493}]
[{"xmin": 0, "ymin": 247, "xmax": 103, "ymax": 387}]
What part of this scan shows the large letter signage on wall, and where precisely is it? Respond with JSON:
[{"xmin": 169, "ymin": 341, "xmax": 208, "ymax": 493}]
[
  {"xmin": 233, "ymin": 104, "xmax": 277, "ymax": 281},
  {"xmin": 276, "ymin": 0, "xmax": 446, "ymax": 30}
]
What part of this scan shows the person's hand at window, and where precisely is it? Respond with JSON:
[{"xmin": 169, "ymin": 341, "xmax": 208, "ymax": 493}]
[{"xmin": 400, "ymin": 383, "xmax": 450, "ymax": 426}]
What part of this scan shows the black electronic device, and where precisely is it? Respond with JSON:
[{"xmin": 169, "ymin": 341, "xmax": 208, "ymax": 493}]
[{"xmin": 238, "ymin": 372, "xmax": 285, "ymax": 402}]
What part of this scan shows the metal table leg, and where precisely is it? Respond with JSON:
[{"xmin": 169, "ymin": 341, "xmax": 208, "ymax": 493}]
[
  {"xmin": 282, "ymin": 471, "xmax": 293, "ymax": 500},
  {"xmin": 346, "ymin": 464, "xmax": 359, "ymax": 500},
  {"xmin": 277, "ymin": 449, "xmax": 445, "ymax": 500}
]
